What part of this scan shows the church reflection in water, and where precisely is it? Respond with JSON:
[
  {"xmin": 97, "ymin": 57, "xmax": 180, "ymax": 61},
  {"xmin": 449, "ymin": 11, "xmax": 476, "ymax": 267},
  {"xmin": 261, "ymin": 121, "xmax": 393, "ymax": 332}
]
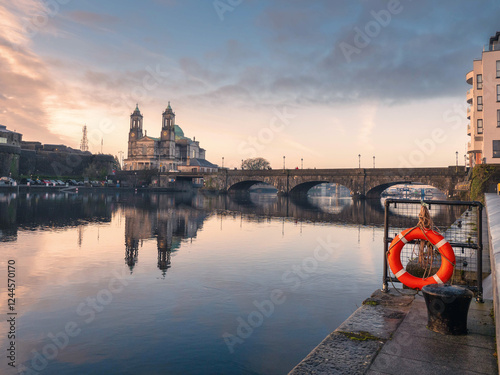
[
  {"xmin": 0, "ymin": 190, "xmax": 466, "ymax": 277},
  {"xmin": 122, "ymin": 193, "xmax": 209, "ymax": 275}
]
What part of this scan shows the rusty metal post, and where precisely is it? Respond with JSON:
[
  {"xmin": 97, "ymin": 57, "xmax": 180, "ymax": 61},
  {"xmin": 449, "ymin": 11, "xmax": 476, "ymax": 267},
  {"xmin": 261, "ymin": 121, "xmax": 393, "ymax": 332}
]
[
  {"xmin": 477, "ymin": 203, "xmax": 484, "ymax": 302},
  {"xmin": 382, "ymin": 199, "xmax": 390, "ymax": 292}
]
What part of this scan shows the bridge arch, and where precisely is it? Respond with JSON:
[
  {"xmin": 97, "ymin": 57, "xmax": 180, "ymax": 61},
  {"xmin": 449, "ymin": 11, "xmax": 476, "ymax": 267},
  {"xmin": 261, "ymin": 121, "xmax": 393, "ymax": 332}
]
[
  {"xmin": 289, "ymin": 181, "xmax": 353, "ymax": 197},
  {"xmin": 365, "ymin": 181, "xmax": 448, "ymax": 199}
]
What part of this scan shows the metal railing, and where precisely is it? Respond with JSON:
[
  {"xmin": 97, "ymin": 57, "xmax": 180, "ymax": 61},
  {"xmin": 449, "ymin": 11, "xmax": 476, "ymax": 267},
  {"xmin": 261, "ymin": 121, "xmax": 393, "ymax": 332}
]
[
  {"xmin": 484, "ymin": 43, "xmax": 500, "ymax": 52},
  {"xmin": 382, "ymin": 199, "xmax": 484, "ymax": 302}
]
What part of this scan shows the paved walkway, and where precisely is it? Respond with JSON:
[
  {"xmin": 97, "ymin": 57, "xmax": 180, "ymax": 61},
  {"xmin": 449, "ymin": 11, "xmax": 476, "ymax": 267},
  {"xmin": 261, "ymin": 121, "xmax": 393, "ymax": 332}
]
[
  {"xmin": 289, "ymin": 289, "xmax": 497, "ymax": 374},
  {"xmin": 368, "ymin": 291, "xmax": 496, "ymax": 374}
]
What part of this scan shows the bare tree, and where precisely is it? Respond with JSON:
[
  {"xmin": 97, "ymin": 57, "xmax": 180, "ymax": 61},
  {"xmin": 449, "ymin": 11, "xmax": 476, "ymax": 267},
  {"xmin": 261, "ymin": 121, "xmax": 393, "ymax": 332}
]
[{"xmin": 242, "ymin": 157, "xmax": 271, "ymax": 170}]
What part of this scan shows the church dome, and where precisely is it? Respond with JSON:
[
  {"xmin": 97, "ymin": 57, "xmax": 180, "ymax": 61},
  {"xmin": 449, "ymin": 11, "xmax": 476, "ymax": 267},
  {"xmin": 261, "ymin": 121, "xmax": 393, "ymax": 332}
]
[{"xmin": 174, "ymin": 124, "xmax": 189, "ymax": 141}]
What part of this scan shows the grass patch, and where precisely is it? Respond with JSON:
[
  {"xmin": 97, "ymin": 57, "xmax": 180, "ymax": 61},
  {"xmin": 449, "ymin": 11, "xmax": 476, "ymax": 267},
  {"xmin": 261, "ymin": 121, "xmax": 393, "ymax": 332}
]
[
  {"xmin": 362, "ymin": 300, "xmax": 379, "ymax": 306},
  {"xmin": 338, "ymin": 331, "xmax": 382, "ymax": 341}
]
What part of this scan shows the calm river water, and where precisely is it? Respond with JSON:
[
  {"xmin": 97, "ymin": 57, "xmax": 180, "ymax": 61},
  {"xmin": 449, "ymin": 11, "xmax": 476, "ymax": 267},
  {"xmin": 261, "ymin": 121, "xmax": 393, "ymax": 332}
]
[{"xmin": 1, "ymin": 191, "xmax": 392, "ymax": 374}]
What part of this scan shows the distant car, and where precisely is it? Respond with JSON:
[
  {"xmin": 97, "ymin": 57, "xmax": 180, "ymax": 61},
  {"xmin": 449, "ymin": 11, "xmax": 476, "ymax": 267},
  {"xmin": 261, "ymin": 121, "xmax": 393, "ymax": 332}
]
[{"xmin": 0, "ymin": 177, "xmax": 15, "ymax": 185}]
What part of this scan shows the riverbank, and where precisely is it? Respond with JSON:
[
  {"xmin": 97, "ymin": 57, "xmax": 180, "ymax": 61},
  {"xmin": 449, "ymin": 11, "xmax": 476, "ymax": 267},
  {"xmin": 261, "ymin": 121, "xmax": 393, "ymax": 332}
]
[{"xmin": 289, "ymin": 289, "xmax": 496, "ymax": 374}]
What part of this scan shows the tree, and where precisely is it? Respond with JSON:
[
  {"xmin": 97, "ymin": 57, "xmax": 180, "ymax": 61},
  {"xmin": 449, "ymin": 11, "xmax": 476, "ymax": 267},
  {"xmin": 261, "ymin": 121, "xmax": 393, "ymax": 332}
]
[{"xmin": 242, "ymin": 157, "xmax": 271, "ymax": 170}]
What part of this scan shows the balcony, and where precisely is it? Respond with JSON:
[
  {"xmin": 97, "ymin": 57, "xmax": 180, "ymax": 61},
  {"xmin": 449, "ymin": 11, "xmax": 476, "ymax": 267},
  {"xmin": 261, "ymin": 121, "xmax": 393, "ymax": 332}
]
[
  {"xmin": 467, "ymin": 124, "xmax": 471, "ymax": 135},
  {"xmin": 483, "ymin": 43, "xmax": 500, "ymax": 52},
  {"xmin": 466, "ymin": 70, "xmax": 474, "ymax": 85},
  {"xmin": 467, "ymin": 107, "xmax": 471, "ymax": 119},
  {"xmin": 466, "ymin": 89, "xmax": 473, "ymax": 103}
]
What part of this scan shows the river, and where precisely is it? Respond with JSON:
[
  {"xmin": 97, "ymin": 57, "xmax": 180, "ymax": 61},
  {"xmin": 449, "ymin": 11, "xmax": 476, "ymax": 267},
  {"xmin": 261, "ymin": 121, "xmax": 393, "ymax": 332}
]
[{"xmin": 0, "ymin": 190, "xmax": 451, "ymax": 374}]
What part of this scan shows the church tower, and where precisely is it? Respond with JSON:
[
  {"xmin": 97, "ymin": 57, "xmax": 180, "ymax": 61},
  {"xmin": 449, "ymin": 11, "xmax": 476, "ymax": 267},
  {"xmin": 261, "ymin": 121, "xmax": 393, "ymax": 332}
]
[
  {"xmin": 128, "ymin": 104, "xmax": 143, "ymax": 157},
  {"xmin": 160, "ymin": 102, "xmax": 176, "ymax": 159}
]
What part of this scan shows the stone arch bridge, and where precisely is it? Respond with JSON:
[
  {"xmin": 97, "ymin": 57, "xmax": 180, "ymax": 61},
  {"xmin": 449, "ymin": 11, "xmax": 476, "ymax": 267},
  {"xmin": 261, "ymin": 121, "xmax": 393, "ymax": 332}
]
[{"xmin": 197, "ymin": 167, "xmax": 468, "ymax": 198}]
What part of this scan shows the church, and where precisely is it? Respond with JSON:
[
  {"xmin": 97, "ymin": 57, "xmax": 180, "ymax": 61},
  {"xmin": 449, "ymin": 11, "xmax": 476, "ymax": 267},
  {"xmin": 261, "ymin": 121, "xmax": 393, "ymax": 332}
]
[{"xmin": 123, "ymin": 103, "xmax": 217, "ymax": 172}]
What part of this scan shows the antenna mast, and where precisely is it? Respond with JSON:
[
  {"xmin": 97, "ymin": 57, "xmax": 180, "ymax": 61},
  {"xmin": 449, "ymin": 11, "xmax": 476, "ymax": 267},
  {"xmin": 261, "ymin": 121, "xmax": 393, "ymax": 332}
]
[{"xmin": 80, "ymin": 125, "xmax": 89, "ymax": 152}]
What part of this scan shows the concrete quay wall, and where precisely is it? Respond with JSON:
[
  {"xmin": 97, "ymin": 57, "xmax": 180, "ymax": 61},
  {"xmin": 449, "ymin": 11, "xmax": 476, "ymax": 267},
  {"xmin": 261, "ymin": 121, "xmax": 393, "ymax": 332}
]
[{"xmin": 484, "ymin": 193, "xmax": 500, "ymax": 368}]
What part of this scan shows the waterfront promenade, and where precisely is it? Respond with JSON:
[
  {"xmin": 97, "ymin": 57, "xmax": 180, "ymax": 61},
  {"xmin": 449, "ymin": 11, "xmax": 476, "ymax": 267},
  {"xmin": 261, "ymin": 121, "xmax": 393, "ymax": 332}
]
[
  {"xmin": 289, "ymin": 289, "xmax": 496, "ymax": 374},
  {"xmin": 289, "ymin": 196, "xmax": 500, "ymax": 374}
]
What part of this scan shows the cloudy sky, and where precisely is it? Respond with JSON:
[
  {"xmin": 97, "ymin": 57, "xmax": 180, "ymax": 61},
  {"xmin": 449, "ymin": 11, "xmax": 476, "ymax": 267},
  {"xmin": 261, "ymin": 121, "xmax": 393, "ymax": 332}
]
[{"xmin": 1, "ymin": 0, "xmax": 499, "ymax": 169}]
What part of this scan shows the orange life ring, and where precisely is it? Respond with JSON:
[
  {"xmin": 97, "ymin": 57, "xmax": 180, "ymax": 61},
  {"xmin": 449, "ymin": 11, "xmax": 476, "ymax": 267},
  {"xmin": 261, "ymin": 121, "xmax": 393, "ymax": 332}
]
[{"xmin": 387, "ymin": 227, "xmax": 456, "ymax": 290}]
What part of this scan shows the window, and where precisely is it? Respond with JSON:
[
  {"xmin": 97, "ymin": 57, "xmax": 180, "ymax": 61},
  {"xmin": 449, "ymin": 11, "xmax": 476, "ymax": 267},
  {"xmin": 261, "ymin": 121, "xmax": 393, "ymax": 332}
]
[
  {"xmin": 497, "ymin": 61, "xmax": 500, "ymax": 78},
  {"xmin": 498, "ymin": 85, "xmax": 500, "ymax": 101},
  {"xmin": 494, "ymin": 141, "xmax": 500, "ymax": 158},
  {"xmin": 477, "ymin": 74, "xmax": 483, "ymax": 89},
  {"xmin": 498, "ymin": 110, "xmax": 500, "ymax": 127},
  {"xmin": 478, "ymin": 119, "xmax": 483, "ymax": 134},
  {"xmin": 477, "ymin": 96, "xmax": 483, "ymax": 111}
]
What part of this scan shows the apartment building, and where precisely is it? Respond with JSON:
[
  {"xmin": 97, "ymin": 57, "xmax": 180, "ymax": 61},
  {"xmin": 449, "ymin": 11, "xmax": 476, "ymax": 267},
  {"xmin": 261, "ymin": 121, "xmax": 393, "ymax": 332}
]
[{"xmin": 467, "ymin": 32, "xmax": 500, "ymax": 166}]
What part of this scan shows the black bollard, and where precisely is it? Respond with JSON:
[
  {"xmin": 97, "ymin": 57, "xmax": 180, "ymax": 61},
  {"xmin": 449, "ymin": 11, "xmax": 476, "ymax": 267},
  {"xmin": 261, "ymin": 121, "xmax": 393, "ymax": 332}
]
[{"xmin": 422, "ymin": 284, "xmax": 474, "ymax": 335}]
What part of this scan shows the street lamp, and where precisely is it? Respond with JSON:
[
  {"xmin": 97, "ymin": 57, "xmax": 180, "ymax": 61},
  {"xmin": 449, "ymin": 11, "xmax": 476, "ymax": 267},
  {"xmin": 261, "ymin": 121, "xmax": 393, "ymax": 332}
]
[
  {"xmin": 301, "ymin": 158, "xmax": 303, "ymax": 169},
  {"xmin": 373, "ymin": 156, "xmax": 375, "ymax": 168},
  {"xmin": 283, "ymin": 156, "xmax": 286, "ymax": 170},
  {"xmin": 358, "ymin": 154, "xmax": 361, "ymax": 168},
  {"xmin": 222, "ymin": 157, "xmax": 224, "ymax": 168},
  {"xmin": 464, "ymin": 154, "xmax": 467, "ymax": 168},
  {"xmin": 241, "ymin": 159, "xmax": 243, "ymax": 170},
  {"xmin": 455, "ymin": 151, "xmax": 458, "ymax": 172}
]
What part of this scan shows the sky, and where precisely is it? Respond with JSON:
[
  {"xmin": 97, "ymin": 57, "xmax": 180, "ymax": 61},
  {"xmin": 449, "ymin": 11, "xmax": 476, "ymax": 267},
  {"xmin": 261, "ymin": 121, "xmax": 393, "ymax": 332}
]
[{"xmin": 0, "ymin": 0, "xmax": 499, "ymax": 169}]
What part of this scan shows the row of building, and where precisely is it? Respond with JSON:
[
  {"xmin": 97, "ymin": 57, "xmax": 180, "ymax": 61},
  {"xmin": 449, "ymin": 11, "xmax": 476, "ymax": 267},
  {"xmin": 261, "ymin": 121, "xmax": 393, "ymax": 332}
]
[
  {"xmin": 0, "ymin": 125, "xmax": 101, "ymax": 177},
  {"xmin": 467, "ymin": 32, "xmax": 500, "ymax": 165},
  {"xmin": 0, "ymin": 102, "xmax": 217, "ymax": 178}
]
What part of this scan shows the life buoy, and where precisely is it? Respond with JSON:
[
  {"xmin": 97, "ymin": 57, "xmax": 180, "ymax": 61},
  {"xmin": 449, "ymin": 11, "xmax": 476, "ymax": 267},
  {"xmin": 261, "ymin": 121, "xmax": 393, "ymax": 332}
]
[{"xmin": 387, "ymin": 227, "xmax": 455, "ymax": 290}]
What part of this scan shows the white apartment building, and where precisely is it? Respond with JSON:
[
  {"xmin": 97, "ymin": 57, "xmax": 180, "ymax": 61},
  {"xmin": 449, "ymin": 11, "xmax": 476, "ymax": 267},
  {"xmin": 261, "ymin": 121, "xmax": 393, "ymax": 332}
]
[{"xmin": 467, "ymin": 32, "xmax": 500, "ymax": 166}]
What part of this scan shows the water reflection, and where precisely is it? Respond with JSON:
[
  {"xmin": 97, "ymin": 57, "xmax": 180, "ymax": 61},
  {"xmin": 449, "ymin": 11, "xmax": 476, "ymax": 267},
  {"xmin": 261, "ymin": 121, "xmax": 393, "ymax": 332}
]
[
  {"xmin": 122, "ymin": 194, "xmax": 209, "ymax": 276},
  {"xmin": 0, "ymin": 191, "xmax": 469, "ymax": 375},
  {"xmin": 0, "ymin": 191, "xmax": 464, "ymax": 245},
  {"xmin": 1, "ymin": 191, "xmax": 465, "ymax": 278}
]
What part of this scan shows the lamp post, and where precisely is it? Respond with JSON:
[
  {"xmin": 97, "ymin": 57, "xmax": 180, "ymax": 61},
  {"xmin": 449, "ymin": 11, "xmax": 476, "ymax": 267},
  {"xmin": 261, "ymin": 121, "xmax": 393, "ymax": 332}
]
[
  {"xmin": 118, "ymin": 151, "xmax": 124, "ymax": 169},
  {"xmin": 456, "ymin": 151, "xmax": 458, "ymax": 172},
  {"xmin": 222, "ymin": 157, "xmax": 224, "ymax": 168},
  {"xmin": 464, "ymin": 154, "xmax": 467, "ymax": 169},
  {"xmin": 301, "ymin": 158, "xmax": 303, "ymax": 169},
  {"xmin": 241, "ymin": 159, "xmax": 243, "ymax": 170},
  {"xmin": 358, "ymin": 154, "xmax": 361, "ymax": 168},
  {"xmin": 283, "ymin": 156, "xmax": 286, "ymax": 170},
  {"xmin": 373, "ymin": 156, "xmax": 375, "ymax": 168}
]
